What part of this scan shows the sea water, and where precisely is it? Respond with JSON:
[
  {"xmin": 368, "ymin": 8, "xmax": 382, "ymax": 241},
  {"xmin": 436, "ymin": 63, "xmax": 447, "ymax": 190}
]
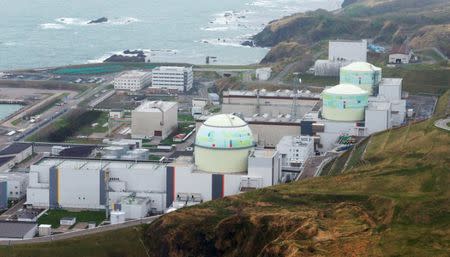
[
  {"xmin": 0, "ymin": 0, "xmax": 341, "ymax": 70},
  {"xmin": 0, "ymin": 104, "xmax": 23, "ymax": 120}
]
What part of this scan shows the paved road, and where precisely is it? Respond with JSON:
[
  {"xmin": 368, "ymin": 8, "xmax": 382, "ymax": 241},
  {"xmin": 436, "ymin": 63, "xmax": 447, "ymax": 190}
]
[{"xmin": 0, "ymin": 215, "xmax": 160, "ymax": 245}]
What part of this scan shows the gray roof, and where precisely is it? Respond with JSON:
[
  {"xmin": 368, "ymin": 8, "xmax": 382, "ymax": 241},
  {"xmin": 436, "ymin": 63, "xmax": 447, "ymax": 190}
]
[
  {"xmin": 0, "ymin": 221, "xmax": 37, "ymax": 239},
  {"xmin": 0, "ymin": 143, "xmax": 32, "ymax": 156}
]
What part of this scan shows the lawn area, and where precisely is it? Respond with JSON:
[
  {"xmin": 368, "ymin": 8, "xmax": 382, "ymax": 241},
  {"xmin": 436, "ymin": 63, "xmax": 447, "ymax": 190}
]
[
  {"xmin": 38, "ymin": 209, "xmax": 106, "ymax": 228},
  {"xmin": 284, "ymin": 73, "xmax": 339, "ymax": 87},
  {"xmin": 77, "ymin": 111, "xmax": 109, "ymax": 135},
  {"xmin": 178, "ymin": 113, "xmax": 194, "ymax": 122},
  {"xmin": 0, "ymin": 226, "xmax": 148, "ymax": 257}
]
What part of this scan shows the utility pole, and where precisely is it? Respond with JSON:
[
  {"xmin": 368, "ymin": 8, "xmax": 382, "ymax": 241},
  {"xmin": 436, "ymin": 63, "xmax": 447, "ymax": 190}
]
[{"xmin": 291, "ymin": 72, "xmax": 302, "ymax": 118}]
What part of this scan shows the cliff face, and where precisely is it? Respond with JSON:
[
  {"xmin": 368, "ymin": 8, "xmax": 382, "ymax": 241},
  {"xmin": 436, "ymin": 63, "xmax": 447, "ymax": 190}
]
[
  {"xmin": 252, "ymin": 0, "xmax": 450, "ymax": 64},
  {"xmin": 143, "ymin": 91, "xmax": 450, "ymax": 257}
]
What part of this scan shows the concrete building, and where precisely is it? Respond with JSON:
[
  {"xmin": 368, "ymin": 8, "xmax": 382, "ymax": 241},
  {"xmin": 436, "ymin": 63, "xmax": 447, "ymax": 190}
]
[
  {"xmin": 208, "ymin": 93, "xmax": 220, "ymax": 105},
  {"xmin": 255, "ymin": 67, "xmax": 272, "ymax": 80},
  {"xmin": 113, "ymin": 70, "xmax": 152, "ymax": 92},
  {"xmin": 109, "ymin": 109, "xmax": 124, "ymax": 119},
  {"xmin": 222, "ymin": 89, "xmax": 319, "ymax": 119},
  {"xmin": 26, "ymin": 158, "xmax": 167, "ymax": 213},
  {"xmin": 365, "ymin": 101, "xmax": 393, "ymax": 134},
  {"xmin": 389, "ymin": 45, "xmax": 413, "ymax": 64},
  {"xmin": 0, "ymin": 221, "xmax": 37, "ymax": 240},
  {"xmin": 276, "ymin": 136, "xmax": 315, "ymax": 168},
  {"xmin": 151, "ymin": 66, "xmax": 193, "ymax": 92},
  {"xmin": 0, "ymin": 172, "xmax": 29, "ymax": 201},
  {"xmin": 314, "ymin": 39, "xmax": 367, "ymax": 76},
  {"xmin": 131, "ymin": 101, "xmax": 178, "ymax": 140},
  {"xmin": 0, "ymin": 143, "xmax": 33, "ymax": 171},
  {"xmin": 329, "ymin": 39, "xmax": 368, "ymax": 62},
  {"xmin": 192, "ymin": 98, "xmax": 208, "ymax": 116}
]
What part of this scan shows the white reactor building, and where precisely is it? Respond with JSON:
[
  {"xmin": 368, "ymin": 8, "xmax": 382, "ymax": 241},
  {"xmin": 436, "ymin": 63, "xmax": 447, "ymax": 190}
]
[{"xmin": 194, "ymin": 114, "xmax": 254, "ymax": 173}]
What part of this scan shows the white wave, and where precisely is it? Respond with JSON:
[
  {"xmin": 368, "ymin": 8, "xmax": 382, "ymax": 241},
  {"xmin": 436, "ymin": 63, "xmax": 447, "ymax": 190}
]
[
  {"xmin": 55, "ymin": 17, "xmax": 90, "ymax": 25},
  {"xmin": 54, "ymin": 17, "xmax": 139, "ymax": 26},
  {"xmin": 40, "ymin": 23, "xmax": 66, "ymax": 30},
  {"xmin": 108, "ymin": 17, "xmax": 140, "ymax": 25},
  {"xmin": 1, "ymin": 42, "xmax": 18, "ymax": 47},
  {"xmin": 201, "ymin": 26, "xmax": 231, "ymax": 32},
  {"xmin": 200, "ymin": 38, "xmax": 249, "ymax": 48}
]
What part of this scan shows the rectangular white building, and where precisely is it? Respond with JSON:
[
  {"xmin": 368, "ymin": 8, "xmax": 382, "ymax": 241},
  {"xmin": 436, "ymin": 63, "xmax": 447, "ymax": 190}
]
[
  {"xmin": 255, "ymin": 67, "xmax": 272, "ymax": 81},
  {"xmin": 131, "ymin": 101, "xmax": 178, "ymax": 140},
  {"xmin": 276, "ymin": 136, "xmax": 315, "ymax": 168},
  {"xmin": 113, "ymin": 70, "xmax": 152, "ymax": 92},
  {"xmin": 329, "ymin": 39, "xmax": 367, "ymax": 62},
  {"xmin": 151, "ymin": 66, "xmax": 193, "ymax": 92},
  {"xmin": 0, "ymin": 172, "xmax": 29, "ymax": 201}
]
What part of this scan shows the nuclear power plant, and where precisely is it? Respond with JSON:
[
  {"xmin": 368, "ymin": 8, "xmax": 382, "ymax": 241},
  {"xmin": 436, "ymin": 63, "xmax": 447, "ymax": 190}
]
[{"xmin": 20, "ymin": 59, "xmax": 407, "ymax": 225}]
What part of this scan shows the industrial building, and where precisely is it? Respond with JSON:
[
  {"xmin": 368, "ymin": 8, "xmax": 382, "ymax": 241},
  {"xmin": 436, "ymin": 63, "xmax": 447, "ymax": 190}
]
[
  {"xmin": 25, "ymin": 114, "xmax": 283, "ymax": 218},
  {"xmin": 0, "ymin": 221, "xmax": 37, "ymax": 240},
  {"xmin": 131, "ymin": 101, "xmax": 178, "ymax": 140},
  {"xmin": 314, "ymin": 39, "xmax": 367, "ymax": 76},
  {"xmin": 151, "ymin": 66, "xmax": 193, "ymax": 92},
  {"xmin": 255, "ymin": 67, "xmax": 272, "ymax": 80},
  {"xmin": 302, "ymin": 62, "xmax": 406, "ymax": 151},
  {"xmin": 0, "ymin": 172, "xmax": 29, "ymax": 201},
  {"xmin": 113, "ymin": 70, "xmax": 152, "ymax": 91},
  {"xmin": 276, "ymin": 136, "xmax": 314, "ymax": 169},
  {"xmin": 0, "ymin": 143, "xmax": 33, "ymax": 172},
  {"xmin": 222, "ymin": 89, "xmax": 319, "ymax": 119},
  {"xmin": 329, "ymin": 39, "xmax": 368, "ymax": 62}
]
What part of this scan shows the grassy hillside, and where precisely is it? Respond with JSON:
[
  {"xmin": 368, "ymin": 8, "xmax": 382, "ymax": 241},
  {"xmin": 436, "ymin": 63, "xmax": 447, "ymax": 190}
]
[
  {"xmin": 1, "ymin": 91, "xmax": 448, "ymax": 256},
  {"xmin": 254, "ymin": 0, "xmax": 450, "ymax": 64}
]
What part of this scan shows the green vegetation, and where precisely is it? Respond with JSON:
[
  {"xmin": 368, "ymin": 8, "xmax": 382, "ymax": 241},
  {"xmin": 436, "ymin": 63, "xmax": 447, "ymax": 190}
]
[
  {"xmin": 38, "ymin": 209, "xmax": 106, "ymax": 228},
  {"xmin": 27, "ymin": 110, "xmax": 106, "ymax": 142},
  {"xmin": 0, "ymin": 226, "xmax": 148, "ymax": 257},
  {"xmin": 77, "ymin": 112, "xmax": 109, "ymax": 135},
  {"xmin": 285, "ymin": 73, "xmax": 339, "ymax": 87},
  {"xmin": 149, "ymin": 155, "xmax": 162, "ymax": 161},
  {"xmin": 178, "ymin": 113, "xmax": 194, "ymax": 122}
]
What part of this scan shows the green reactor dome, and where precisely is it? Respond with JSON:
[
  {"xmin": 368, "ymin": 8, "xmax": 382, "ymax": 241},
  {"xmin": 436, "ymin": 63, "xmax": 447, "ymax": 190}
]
[
  {"xmin": 322, "ymin": 84, "xmax": 369, "ymax": 122},
  {"xmin": 194, "ymin": 114, "xmax": 254, "ymax": 173},
  {"xmin": 340, "ymin": 62, "xmax": 382, "ymax": 95}
]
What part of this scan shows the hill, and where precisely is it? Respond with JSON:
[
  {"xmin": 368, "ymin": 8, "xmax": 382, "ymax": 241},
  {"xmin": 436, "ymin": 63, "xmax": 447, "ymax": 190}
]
[
  {"xmin": 253, "ymin": 0, "xmax": 450, "ymax": 64},
  {"xmin": 1, "ymin": 90, "xmax": 448, "ymax": 257}
]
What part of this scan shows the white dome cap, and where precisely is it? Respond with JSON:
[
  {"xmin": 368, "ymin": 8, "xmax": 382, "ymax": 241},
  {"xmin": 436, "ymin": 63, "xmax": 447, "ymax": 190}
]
[
  {"xmin": 203, "ymin": 114, "xmax": 247, "ymax": 127},
  {"xmin": 323, "ymin": 84, "xmax": 369, "ymax": 95},
  {"xmin": 341, "ymin": 62, "xmax": 381, "ymax": 72}
]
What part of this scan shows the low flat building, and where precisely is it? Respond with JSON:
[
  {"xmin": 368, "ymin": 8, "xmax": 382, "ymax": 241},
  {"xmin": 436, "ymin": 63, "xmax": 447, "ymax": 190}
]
[
  {"xmin": 0, "ymin": 221, "xmax": 37, "ymax": 240},
  {"xmin": 0, "ymin": 143, "xmax": 33, "ymax": 171},
  {"xmin": 151, "ymin": 66, "xmax": 193, "ymax": 92},
  {"xmin": 113, "ymin": 70, "xmax": 152, "ymax": 92},
  {"xmin": 131, "ymin": 101, "xmax": 178, "ymax": 139},
  {"xmin": 222, "ymin": 89, "xmax": 319, "ymax": 119},
  {"xmin": 255, "ymin": 67, "xmax": 272, "ymax": 80},
  {"xmin": 389, "ymin": 45, "xmax": 413, "ymax": 64}
]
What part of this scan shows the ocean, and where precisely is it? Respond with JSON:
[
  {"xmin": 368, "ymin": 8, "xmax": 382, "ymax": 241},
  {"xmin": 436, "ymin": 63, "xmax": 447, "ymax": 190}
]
[
  {"xmin": 0, "ymin": 104, "xmax": 23, "ymax": 120},
  {"xmin": 0, "ymin": 0, "xmax": 341, "ymax": 70}
]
